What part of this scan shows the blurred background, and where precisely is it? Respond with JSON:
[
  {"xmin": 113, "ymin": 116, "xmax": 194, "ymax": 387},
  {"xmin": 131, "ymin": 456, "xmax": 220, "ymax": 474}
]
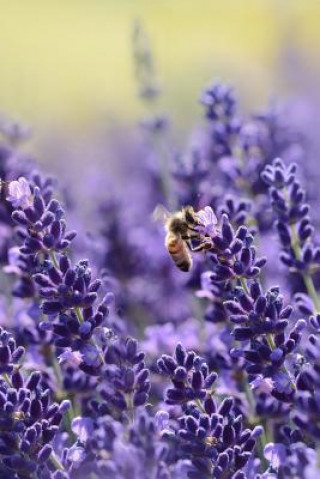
[
  {"xmin": 0, "ymin": 0, "xmax": 319, "ymax": 198},
  {"xmin": 0, "ymin": 0, "xmax": 319, "ymax": 130}
]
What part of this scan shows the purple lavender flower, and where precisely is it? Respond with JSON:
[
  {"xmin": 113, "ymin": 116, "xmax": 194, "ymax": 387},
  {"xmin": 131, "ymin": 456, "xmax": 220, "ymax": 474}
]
[
  {"xmin": 264, "ymin": 443, "xmax": 287, "ymax": 470},
  {"xmin": 196, "ymin": 206, "xmax": 218, "ymax": 237},
  {"xmin": 158, "ymin": 344, "xmax": 262, "ymax": 479},
  {"xmin": 0, "ymin": 75, "xmax": 319, "ymax": 479},
  {"xmin": 0, "ymin": 327, "xmax": 69, "ymax": 478},
  {"xmin": 100, "ymin": 337, "xmax": 150, "ymax": 417},
  {"xmin": 262, "ymin": 158, "xmax": 320, "ymax": 312},
  {"xmin": 6, "ymin": 177, "xmax": 32, "ymax": 209}
]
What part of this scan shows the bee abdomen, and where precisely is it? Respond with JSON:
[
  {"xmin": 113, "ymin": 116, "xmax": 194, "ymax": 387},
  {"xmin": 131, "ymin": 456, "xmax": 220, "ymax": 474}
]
[
  {"xmin": 175, "ymin": 257, "xmax": 192, "ymax": 272},
  {"xmin": 166, "ymin": 234, "xmax": 192, "ymax": 272}
]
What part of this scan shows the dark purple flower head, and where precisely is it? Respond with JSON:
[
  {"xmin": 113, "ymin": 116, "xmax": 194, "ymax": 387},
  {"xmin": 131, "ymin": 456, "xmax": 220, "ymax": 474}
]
[
  {"xmin": 0, "ymin": 327, "xmax": 69, "ymax": 478},
  {"xmin": 96, "ymin": 337, "xmax": 151, "ymax": 418},
  {"xmin": 262, "ymin": 158, "xmax": 320, "ymax": 286},
  {"xmin": 158, "ymin": 344, "xmax": 262, "ymax": 479},
  {"xmin": 157, "ymin": 342, "xmax": 218, "ymax": 406},
  {"xmin": 200, "ymin": 84, "xmax": 236, "ymax": 121}
]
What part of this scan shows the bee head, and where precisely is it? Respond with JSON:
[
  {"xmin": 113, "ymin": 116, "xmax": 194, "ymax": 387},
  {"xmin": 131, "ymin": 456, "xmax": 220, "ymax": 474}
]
[
  {"xmin": 183, "ymin": 206, "xmax": 197, "ymax": 225},
  {"xmin": 170, "ymin": 216, "xmax": 189, "ymax": 235}
]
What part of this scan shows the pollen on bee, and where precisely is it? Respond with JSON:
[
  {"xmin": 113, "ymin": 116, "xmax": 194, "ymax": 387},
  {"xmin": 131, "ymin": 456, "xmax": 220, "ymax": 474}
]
[{"xmin": 205, "ymin": 436, "xmax": 218, "ymax": 446}]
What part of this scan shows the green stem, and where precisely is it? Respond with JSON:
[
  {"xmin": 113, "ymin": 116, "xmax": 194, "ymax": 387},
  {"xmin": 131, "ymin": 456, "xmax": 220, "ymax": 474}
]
[
  {"xmin": 242, "ymin": 376, "xmax": 269, "ymax": 470},
  {"xmin": 302, "ymin": 272, "xmax": 320, "ymax": 312},
  {"xmin": 50, "ymin": 451, "xmax": 65, "ymax": 471},
  {"xmin": 49, "ymin": 250, "xmax": 59, "ymax": 269},
  {"xmin": 2, "ymin": 372, "xmax": 12, "ymax": 386},
  {"xmin": 51, "ymin": 351, "xmax": 63, "ymax": 386},
  {"xmin": 127, "ymin": 393, "xmax": 135, "ymax": 424},
  {"xmin": 47, "ymin": 347, "xmax": 77, "ymax": 439},
  {"xmin": 290, "ymin": 213, "xmax": 320, "ymax": 312},
  {"xmin": 243, "ymin": 378, "xmax": 255, "ymax": 413},
  {"xmin": 75, "ymin": 307, "xmax": 84, "ymax": 324},
  {"xmin": 239, "ymin": 276, "xmax": 250, "ymax": 294},
  {"xmin": 153, "ymin": 131, "xmax": 175, "ymax": 210},
  {"xmin": 195, "ymin": 398, "xmax": 207, "ymax": 414},
  {"xmin": 66, "ymin": 405, "xmax": 77, "ymax": 436}
]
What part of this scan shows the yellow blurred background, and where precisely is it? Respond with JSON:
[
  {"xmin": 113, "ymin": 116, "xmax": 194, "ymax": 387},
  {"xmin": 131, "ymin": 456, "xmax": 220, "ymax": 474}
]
[{"xmin": 0, "ymin": 0, "xmax": 318, "ymax": 131}]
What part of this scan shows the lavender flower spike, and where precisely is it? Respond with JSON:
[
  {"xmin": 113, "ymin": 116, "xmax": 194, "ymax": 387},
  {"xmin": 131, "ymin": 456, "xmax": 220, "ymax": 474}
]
[
  {"xmin": 158, "ymin": 344, "xmax": 263, "ymax": 479},
  {"xmin": 262, "ymin": 158, "xmax": 320, "ymax": 312},
  {"xmin": 0, "ymin": 327, "xmax": 69, "ymax": 478}
]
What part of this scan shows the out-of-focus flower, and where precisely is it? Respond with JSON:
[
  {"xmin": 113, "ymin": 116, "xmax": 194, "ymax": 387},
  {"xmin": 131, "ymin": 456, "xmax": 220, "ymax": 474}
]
[
  {"xmin": 264, "ymin": 443, "xmax": 287, "ymax": 470},
  {"xmin": 3, "ymin": 246, "xmax": 22, "ymax": 274},
  {"xmin": 72, "ymin": 416, "xmax": 94, "ymax": 442},
  {"xmin": 155, "ymin": 410, "xmax": 169, "ymax": 431},
  {"xmin": 58, "ymin": 349, "xmax": 83, "ymax": 367},
  {"xmin": 250, "ymin": 375, "xmax": 274, "ymax": 394},
  {"xmin": 0, "ymin": 327, "xmax": 70, "ymax": 478}
]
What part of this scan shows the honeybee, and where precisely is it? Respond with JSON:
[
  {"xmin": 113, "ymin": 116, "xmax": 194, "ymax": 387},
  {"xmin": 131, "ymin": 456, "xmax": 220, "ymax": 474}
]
[{"xmin": 154, "ymin": 205, "xmax": 211, "ymax": 272}]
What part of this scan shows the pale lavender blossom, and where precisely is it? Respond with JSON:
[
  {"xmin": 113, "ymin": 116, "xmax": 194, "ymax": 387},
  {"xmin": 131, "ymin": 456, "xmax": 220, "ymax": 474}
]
[
  {"xmin": 196, "ymin": 271, "xmax": 215, "ymax": 299},
  {"xmin": 196, "ymin": 205, "xmax": 218, "ymax": 236},
  {"xmin": 72, "ymin": 417, "xmax": 94, "ymax": 442},
  {"xmin": 3, "ymin": 246, "xmax": 22, "ymax": 274},
  {"xmin": 273, "ymin": 371, "xmax": 293, "ymax": 394},
  {"xmin": 58, "ymin": 349, "xmax": 83, "ymax": 367},
  {"xmin": 155, "ymin": 410, "xmax": 170, "ymax": 434},
  {"xmin": 250, "ymin": 375, "xmax": 274, "ymax": 394},
  {"xmin": 67, "ymin": 445, "xmax": 86, "ymax": 464},
  {"xmin": 264, "ymin": 443, "xmax": 287, "ymax": 470},
  {"xmin": 6, "ymin": 176, "xmax": 32, "ymax": 208}
]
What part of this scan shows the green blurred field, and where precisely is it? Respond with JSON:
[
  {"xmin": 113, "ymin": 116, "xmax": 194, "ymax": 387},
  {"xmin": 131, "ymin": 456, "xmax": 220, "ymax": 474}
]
[{"xmin": 0, "ymin": 0, "xmax": 318, "ymax": 129}]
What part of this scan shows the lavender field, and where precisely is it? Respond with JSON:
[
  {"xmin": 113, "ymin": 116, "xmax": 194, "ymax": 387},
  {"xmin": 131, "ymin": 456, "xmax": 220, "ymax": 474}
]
[{"xmin": 1, "ymin": 2, "xmax": 320, "ymax": 478}]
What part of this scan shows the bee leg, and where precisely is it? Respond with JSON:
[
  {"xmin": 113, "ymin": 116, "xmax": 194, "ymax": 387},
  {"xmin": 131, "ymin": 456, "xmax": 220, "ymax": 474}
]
[
  {"xmin": 191, "ymin": 241, "xmax": 213, "ymax": 252},
  {"xmin": 187, "ymin": 226, "xmax": 200, "ymax": 234},
  {"xmin": 184, "ymin": 239, "xmax": 193, "ymax": 252}
]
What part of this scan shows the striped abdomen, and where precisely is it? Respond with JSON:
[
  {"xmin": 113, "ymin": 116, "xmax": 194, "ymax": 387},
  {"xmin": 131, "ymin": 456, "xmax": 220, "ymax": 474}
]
[{"xmin": 165, "ymin": 232, "xmax": 192, "ymax": 272}]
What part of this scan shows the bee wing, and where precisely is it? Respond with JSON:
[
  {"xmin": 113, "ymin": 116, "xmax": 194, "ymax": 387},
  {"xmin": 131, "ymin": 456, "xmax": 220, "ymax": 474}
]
[{"xmin": 152, "ymin": 204, "xmax": 172, "ymax": 225}]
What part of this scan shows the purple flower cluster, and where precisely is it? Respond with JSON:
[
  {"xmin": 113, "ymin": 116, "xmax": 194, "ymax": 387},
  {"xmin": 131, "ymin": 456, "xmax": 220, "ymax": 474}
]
[
  {"xmin": 0, "ymin": 326, "xmax": 70, "ymax": 478},
  {"xmin": 0, "ymin": 74, "xmax": 320, "ymax": 479},
  {"xmin": 158, "ymin": 344, "xmax": 263, "ymax": 479}
]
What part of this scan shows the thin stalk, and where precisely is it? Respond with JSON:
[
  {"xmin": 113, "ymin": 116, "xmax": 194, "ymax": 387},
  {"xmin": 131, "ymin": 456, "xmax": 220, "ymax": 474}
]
[
  {"xmin": 2, "ymin": 372, "xmax": 12, "ymax": 386},
  {"xmin": 242, "ymin": 376, "xmax": 269, "ymax": 470},
  {"xmin": 240, "ymin": 275, "xmax": 296, "ymax": 392},
  {"xmin": 239, "ymin": 276, "xmax": 250, "ymax": 294},
  {"xmin": 75, "ymin": 307, "xmax": 84, "ymax": 324},
  {"xmin": 286, "ymin": 190, "xmax": 320, "ymax": 311},
  {"xmin": 50, "ymin": 451, "xmax": 65, "ymax": 471},
  {"xmin": 302, "ymin": 272, "xmax": 320, "ymax": 312},
  {"xmin": 127, "ymin": 393, "xmax": 135, "ymax": 424},
  {"xmin": 51, "ymin": 351, "xmax": 63, "ymax": 386},
  {"xmin": 195, "ymin": 398, "xmax": 207, "ymax": 414},
  {"xmin": 47, "ymin": 347, "xmax": 76, "ymax": 439},
  {"xmin": 49, "ymin": 250, "xmax": 59, "ymax": 270},
  {"xmin": 152, "ymin": 131, "xmax": 175, "ymax": 210}
]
